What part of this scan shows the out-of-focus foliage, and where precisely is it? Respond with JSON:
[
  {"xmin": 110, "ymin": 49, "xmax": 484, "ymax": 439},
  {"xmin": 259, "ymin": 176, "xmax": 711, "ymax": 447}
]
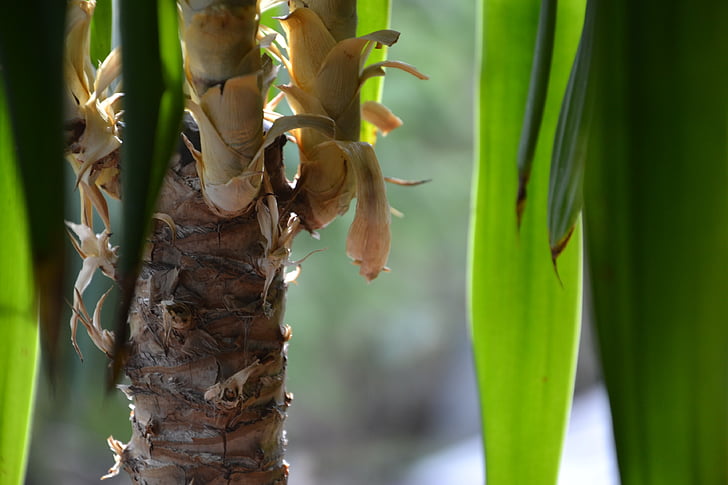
[
  {"xmin": 0, "ymin": 78, "xmax": 39, "ymax": 485},
  {"xmin": 584, "ymin": 2, "xmax": 727, "ymax": 484}
]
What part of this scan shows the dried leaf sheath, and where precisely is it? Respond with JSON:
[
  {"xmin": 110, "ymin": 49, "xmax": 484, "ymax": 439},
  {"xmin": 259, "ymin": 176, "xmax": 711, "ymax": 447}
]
[{"xmin": 117, "ymin": 139, "xmax": 292, "ymax": 484}]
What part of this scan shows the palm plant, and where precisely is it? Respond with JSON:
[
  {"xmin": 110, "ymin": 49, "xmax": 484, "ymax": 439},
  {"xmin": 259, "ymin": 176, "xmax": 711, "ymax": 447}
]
[
  {"xmin": 1, "ymin": 0, "xmax": 425, "ymax": 483},
  {"xmin": 1, "ymin": 0, "xmax": 724, "ymax": 484}
]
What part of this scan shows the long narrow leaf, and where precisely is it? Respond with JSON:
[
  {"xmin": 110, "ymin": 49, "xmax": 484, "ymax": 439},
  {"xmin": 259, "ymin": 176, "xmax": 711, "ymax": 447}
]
[
  {"xmin": 113, "ymin": 0, "xmax": 184, "ymax": 375},
  {"xmin": 584, "ymin": 1, "xmax": 728, "ymax": 483},
  {"xmin": 357, "ymin": 0, "xmax": 391, "ymax": 144},
  {"xmin": 0, "ymin": 2, "xmax": 66, "ymax": 370},
  {"xmin": 547, "ymin": 2, "xmax": 595, "ymax": 262},
  {"xmin": 469, "ymin": 0, "xmax": 585, "ymax": 484},
  {"xmin": 89, "ymin": 0, "xmax": 113, "ymax": 65},
  {"xmin": 516, "ymin": 0, "xmax": 558, "ymax": 225},
  {"xmin": 0, "ymin": 79, "xmax": 39, "ymax": 485}
]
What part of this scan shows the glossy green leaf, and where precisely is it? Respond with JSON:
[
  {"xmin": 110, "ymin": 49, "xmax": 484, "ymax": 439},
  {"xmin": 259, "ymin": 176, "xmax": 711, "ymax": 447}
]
[
  {"xmin": 114, "ymin": 0, "xmax": 184, "ymax": 372},
  {"xmin": 0, "ymin": 1, "xmax": 66, "ymax": 370},
  {"xmin": 583, "ymin": 1, "xmax": 728, "ymax": 483},
  {"xmin": 89, "ymin": 0, "xmax": 113, "ymax": 65},
  {"xmin": 516, "ymin": 0, "xmax": 558, "ymax": 225},
  {"xmin": 0, "ymin": 78, "xmax": 39, "ymax": 485},
  {"xmin": 469, "ymin": 0, "xmax": 585, "ymax": 484},
  {"xmin": 547, "ymin": 2, "xmax": 594, "ymax": 261},
  {"xmin": 357, "ymin": 0, "xmax": 390, "ymax": 144}
]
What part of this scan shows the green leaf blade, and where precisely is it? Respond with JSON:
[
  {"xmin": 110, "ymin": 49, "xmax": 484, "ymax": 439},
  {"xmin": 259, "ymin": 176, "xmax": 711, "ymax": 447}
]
[
  {"xmin": 469, "ymin": 0, "xmax": 585, "ymax": 483},
  {"xmin": 0, "ymin": 79, "xmax": 39, "ymax": 485},
  {"xmin": 584, "ymin": 1, "xmax": 728, "ymax": 483},
  {"xmin": 114, "ymin": 0, "xmax": 184, "ymax": 372},
  {"xmin": 89, "ymin": 0, "xmax": 113, "ymax": 65},
  {"xmin": 0, "ymin": 1, "xmax": 67, "ymax": 370},
  {"xmin": 516, "ymin": 0, "xmax": 558, "ymax": 225},
  {"xmin": 357, "ymin": 0, "xmax": 391, "ymax": 144},
  {"xmin": 547, "ymin": 3, "xmax": 594, "ymax": 261}
]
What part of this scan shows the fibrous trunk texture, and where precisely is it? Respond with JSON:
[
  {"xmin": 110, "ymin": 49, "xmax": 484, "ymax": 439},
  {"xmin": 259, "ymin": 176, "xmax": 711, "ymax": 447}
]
[{"xmin": 120, "ymin": 130, "xmax": 291, "ymax": 484}]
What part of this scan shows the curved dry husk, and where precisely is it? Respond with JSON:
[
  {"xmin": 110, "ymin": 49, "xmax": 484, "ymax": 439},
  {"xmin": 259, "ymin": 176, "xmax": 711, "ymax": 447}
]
[{"xmin": 279, "ymin": 6, "xmax": 426, "ymax": 280}]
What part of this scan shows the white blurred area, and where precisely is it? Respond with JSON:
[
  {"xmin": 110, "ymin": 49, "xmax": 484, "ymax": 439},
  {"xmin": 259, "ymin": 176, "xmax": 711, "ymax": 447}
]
[{"xmin": 391, "ymin": 386, "xmax": 618, "ymax": 485}]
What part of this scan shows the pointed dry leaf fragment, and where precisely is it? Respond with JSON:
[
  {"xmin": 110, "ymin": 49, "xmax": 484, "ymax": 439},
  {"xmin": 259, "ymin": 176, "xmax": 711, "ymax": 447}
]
[
  {"xmin": 66, "ymin": 222, "xmax": 117, "ymax": 358},
  {"xmin": 342, "ymin": 142, "xmax": 391, "ymax": 281},
  {"xmin": 362, "ymin": 101, "xmax": 403, "ymax": 135},
  {"xmin": 101, "ymin": 436, "xmax": 127, "ymax": 480},
  {"xmin": 360, "ymin": 60, "xmax": 429, "ymax": 85}
]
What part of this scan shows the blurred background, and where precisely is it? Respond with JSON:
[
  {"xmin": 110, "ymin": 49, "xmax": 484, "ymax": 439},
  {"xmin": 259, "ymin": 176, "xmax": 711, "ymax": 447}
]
[{"xmin": 26, "ymin": 0, "xmax": 617, "ymax": 483}]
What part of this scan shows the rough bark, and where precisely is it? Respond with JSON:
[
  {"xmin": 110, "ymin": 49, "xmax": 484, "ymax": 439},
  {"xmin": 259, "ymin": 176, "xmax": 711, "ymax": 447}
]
[{"xmin": 120, "ymin": 127, "xmax": 292, "ymax": 484}]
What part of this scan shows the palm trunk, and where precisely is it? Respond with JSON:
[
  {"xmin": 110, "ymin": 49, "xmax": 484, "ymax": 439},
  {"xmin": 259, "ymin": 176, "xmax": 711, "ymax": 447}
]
[{"xmin": 120, "ymin": 127, "xmax": 291, "ymax": 484}]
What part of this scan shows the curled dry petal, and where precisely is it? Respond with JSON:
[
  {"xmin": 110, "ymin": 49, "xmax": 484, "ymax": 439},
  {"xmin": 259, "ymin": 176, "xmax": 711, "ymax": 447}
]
[
  {"xmin": 93, "ymin": 47, "xmax": 122, "ymax": 95},
  {"xmin": 344, "ymin": 142, "xmax": 391, "ymax": 281},
  {"xmin": 277, "ymin": 84, "xmax": 331, "ymax": 152},
  {"xmin": 302, "ymin": 142, "xmax": 391, "ymax": 280},
  {"xmin": 299, "ymin": 140, "xmax": 356, "ymax": 228},
  {"xmin": 360, "ymin": 60, "xmax": 430, "ymax": 85},
  {"xmin": 257, "ymin": 191, "xmax": 302, "ymax": 302},
  {"xmin": 362, "ymin": 101, "xmax": 402, "ymax": 136},
  {"xmin": 66, "ymin": 222, "xmax": 118, "ymax": 357},
  {"xmin": 278, "ymin": 6, "xmax": 425, "ymax": 280},
  {"xmin": 73, "ymin": 288, "xmax": 115, "ymax": 357},
  {"xmin": 101, "ymin": 436, "xmax": 127, "ymax": 480}
]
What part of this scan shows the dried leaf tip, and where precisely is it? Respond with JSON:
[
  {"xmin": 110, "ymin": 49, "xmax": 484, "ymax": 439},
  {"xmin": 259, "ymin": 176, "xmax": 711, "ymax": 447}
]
[{"xmin": 101, "ymin": 435, "xmax": 127, "ymax": 480}]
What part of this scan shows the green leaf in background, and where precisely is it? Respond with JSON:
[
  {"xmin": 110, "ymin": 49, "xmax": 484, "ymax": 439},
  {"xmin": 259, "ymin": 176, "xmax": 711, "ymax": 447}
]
[
  {"xmin": 547, "ymin": 1, "xmax": 594, "ymax": 263},
  {"xmin": 113, "ymin": 0, "xmax": 184, "ymax": 376},
  {"xmin": 357, "ymin": 0, "xmax": 391, "ymax": 144},
  {"xmin": 583, "ymin": 1, "xmax": 728, "ymax": 484},
  {"xmin": 0, "ymin": 1, "xmax": 67, "ymax": 372},
  {"xmin": 0, "ymin": 79, "xmax": 39, "ymax": 485},
  {"xmin": 469, "ymin": 0, "xmax": 585, "ymax": 483},
  {"xmin": 89, "ymin": 0, "xmax": 113, "ymax": 65},
  {"xmin": 516, "ymin": 0, "xmax": 557, "ymax": 226}
]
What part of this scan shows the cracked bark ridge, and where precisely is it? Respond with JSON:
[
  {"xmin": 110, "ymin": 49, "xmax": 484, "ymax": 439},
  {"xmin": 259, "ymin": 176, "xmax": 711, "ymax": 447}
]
[{"xmin": 121, "ymin": 128, "xmax": 292, "ymax": 484}]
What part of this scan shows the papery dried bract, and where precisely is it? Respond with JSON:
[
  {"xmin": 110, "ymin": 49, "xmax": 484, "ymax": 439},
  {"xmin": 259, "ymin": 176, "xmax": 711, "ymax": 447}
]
[
  {"xmin": 343, "ymin": 142, "xmax": 391, "ymax": 281},
  {"xmin": 299, "ymin": 140, "xmax": 355, "ymax": 228},
  {"xmin": 279, "ymin": 8, "xmax": 337, "ymax": 93},
  {"xmin": 65, "ymin": 221, "xmax": 118, "ymax": 357},
  {"xmin": 362, "ymin": 100, "xmax": 403, "ymax": 136},
  {"xmin": 180, "ymin": 0, "xmax": 260, "ymax": 96}
]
